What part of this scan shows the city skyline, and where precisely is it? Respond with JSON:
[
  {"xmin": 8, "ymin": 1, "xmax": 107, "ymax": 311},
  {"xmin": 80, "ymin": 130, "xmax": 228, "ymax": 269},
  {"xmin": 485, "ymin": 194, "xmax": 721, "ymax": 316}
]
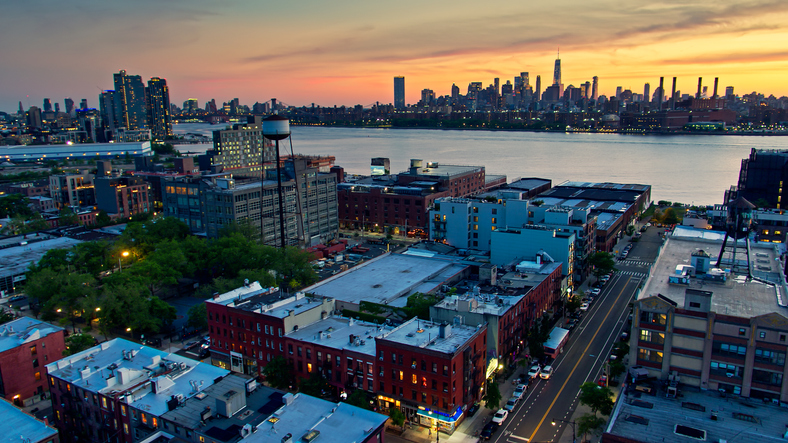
[{"xmin": 1, "ymin": 0, "xmax": 788, "ymax": 112}]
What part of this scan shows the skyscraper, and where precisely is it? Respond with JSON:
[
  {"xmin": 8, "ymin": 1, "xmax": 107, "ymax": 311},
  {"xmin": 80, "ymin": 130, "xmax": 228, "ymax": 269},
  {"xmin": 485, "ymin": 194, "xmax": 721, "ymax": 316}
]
[
  {"xmin": 592, "ymin": 76, "xmax": 599, "ymax": 100},
  {"xmin": 147, "ymin": 77, "xmax": 172, "ymax": 141},
  {"xmin": 552, "ymin": 51, "xmax": 561, "ymax": 86},
  {"xmin": 615, "ymin": 86, "xmax": 623, "ymax": 100},
  {"xmin": 521, "ymin": 72, "xmax": 530, "ymax": 89},
  {"xmin": 394, "ymin": 76, "xmax": 405, "ymax": 109},
  {"xmin": 43, "ymin": 98, "xmax": 52, "ymax": 112},
  {"xmin": 99, "ymin": 90, "xmax": 121, "ymax": 141},
  {"xmin": 64, "ymin": 98, "xmax": 75, "ymax": 115},
  {"xmin": 113, "ymin": 70, "xmax": 148, "ymax": 130},
  {"xmin": 535, "ymin": 75, "xmax": 542, "ymax": 103},
  {"xmin": 80, "ymin": 99, "xmax": 88, "ymax": 110},
  {"xmin": 643, "ymin": 83, "xmax": 650, "ymax": 104}
]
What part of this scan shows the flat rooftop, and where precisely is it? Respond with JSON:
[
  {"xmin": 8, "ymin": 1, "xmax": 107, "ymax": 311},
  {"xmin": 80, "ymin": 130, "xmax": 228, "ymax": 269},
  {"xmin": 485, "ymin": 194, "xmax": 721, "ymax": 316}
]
[
  {"xmin": 434, "ymin": 292, "xmax": 527, "ymax": 317},
  {"xmin": 46, "ymin": 338, "xmax": 229, "ymax": 417},
  {"xmin": 0, "ymin": 397, "xmax": 58, "ymax": 443},
  {"xmin": 286, "ymin": 316, "xmax": 396, "ymax": 357},
  {"xmin": 508, "ymin": 177, "xmax": 551, "ymax": 190},
  {"xmin": 402, "ymin": 164, "xmax": 484, "ymax": 179},
  {"xmin": 246, "ymin": 393, "xmax": 387, "ymax": 443},
  {"xmin": 0, "ymin": 235, "xmax": 82, "ymax": 277},
  {"xmin": 302, "ymin": 253, "xmax": 468, "ymax": 308},
  {"xmin": 606, "ymin": 384, "xmax": 788, "ymax": 443},
  {"xmin": 639, "ymin": 228, "xmax": 788, "ymax": 318},
  {"xmin": 0, "ymin": 318, "xmax": 63, "ymax": 353},
  {"xmin": 378, "ymin": 317, "xmax": 483, "ymax": 355}
]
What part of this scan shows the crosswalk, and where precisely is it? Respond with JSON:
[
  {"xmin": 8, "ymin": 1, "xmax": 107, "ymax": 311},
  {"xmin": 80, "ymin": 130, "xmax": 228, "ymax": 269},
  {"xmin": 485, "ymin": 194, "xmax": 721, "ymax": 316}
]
[
  {"xmin": 618, "ymin": 270, "xmax": 647, "ymax": 277},
  {"xmin": 618, "ymin": 259, "xmax": 652, "ymax": 267}
]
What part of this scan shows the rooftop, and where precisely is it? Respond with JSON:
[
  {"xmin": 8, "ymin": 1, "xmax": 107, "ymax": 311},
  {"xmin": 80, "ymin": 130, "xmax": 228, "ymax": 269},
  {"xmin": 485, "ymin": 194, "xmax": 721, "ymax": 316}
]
[
  {"xmin": 0, "ymin": 397, "xmax": 58, "ymax": 443},
  {"xmin": 434, "ymin": 292, "xmax": 527, "ymax": 317},
  {"xmin": 162, "ymin": 375, "xmax": 283, "ymax": 441},
  {"xmin": 46, "ymin": 338, "xmax": 230, "ymax": 417},
  {"xmin": 0, "ymin": 235, "xmax": 82, "ymax": 278},
  {"xmin": 301, "ymin": 253, "xmax": 468, "ymax": 308},
  {"xmin": 378, "ymin": 317, "xmax": 484, "ymax": 355},
  {"xmin": 0, "ymin": 317, "xmax": 63, "ymax": 353},
  {"xmin": 606, "ymin": 383, "xmax": 788, "ymax": 443},
  {"xmin": 245, "ymin": 393, "xmax": 388, "ymax": 443},
  {"xmin": 639, "ymin": 228, "xmax": 788, "ymax": 318},
  {"xmin": 403, "ymin": 164, "xmax": 484, "ymax": 179},
  {"xmin": 286, "ymin": 316, "xmax": 396, "ymax": 357}
]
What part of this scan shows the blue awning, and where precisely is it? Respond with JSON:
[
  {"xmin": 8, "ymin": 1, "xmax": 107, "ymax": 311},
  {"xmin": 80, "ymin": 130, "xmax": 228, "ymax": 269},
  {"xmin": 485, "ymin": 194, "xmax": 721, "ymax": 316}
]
[{"xmin": 416, "ymin": 406, "xmax": 463, "ymax": 423}]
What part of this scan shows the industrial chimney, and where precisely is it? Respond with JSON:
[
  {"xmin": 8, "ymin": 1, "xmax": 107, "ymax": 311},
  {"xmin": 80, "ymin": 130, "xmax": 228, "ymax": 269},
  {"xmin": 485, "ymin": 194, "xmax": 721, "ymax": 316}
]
[
  {"xmin": 658, "ymin": 77, "xmax": 664, "ymax": 111},
  {"xmin": 671, "ymin": 77, "xmax": 677, "ymax": 110},
  {"xmin": 713, "ymin": 78, "xmax": 719, "ymax": 99},
  {"xmin": 696, "ymin": 78, "xmax": 702, "ymax": 99}
]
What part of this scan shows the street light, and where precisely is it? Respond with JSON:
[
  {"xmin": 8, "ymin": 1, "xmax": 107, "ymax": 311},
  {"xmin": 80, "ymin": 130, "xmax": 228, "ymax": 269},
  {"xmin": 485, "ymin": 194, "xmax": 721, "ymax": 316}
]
[
  {"xmin": 261, "ymin": 114, "xmax": 291, "ymax": 249},
  {"xmin": 552, "ymin": 418, "xmax": 577, "ymax": 443},
  {"xmin": 119, "ymin": 251, "xmax": 129, "ymax": 271}
]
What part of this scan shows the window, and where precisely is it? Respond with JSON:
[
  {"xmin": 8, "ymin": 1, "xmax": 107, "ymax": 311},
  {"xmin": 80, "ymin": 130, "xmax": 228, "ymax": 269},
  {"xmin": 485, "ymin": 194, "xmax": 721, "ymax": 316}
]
[
  {"xmin": 781, "ymin": 334, "xmax": 787, "ymax": 343},
  {"xmin": 306, "ymin": 348, "xmax": 311, "ymax": 359},
  {"xmin": 710, "ymin": 361, "xmax": 742, "ymax": 378},
  {"xmin": 399, "ymin": 371, "xmax": 404, "ymax": 381},
  {"xmin": 124, "ymin": 424, "xmax": 129, "ymax": 435},
  {"xmin": 102, "ymin": 397, "xmax": 108, "ymax": 408},
  {"xmin": 689, "ymin": 302, "xmax": 701, "ymax": 308},
  {"xmin": 412, "ymin": 374, "xmax": 417, "ymax": 384},
  {"xmin": 637, "ymin": 348, "xmax": 663, "ymax": 363},
  {"xmin": 34, "ymin": 372, "xmax": 41, "ymax": 381},
  {"xmin": 297, "ymin": 346, "xmax": 302, "ymax": 357},
  {"xmin": 639, "ymin": 311, "xmax": 667, "ymax": 326},
  {"xmin": 760, "ymin": 331, "xmax": 767, "ymax": 339},
  {"xmin": 30, "ymin": 345, "xmax": 37, "ymax": 355},
  {"xmin": 433, "ymin": 362, "xmax": 438, "ymax": 373},
  {"xmin": 307, "ymin": 363, "xmax": 313, "ymax": 373},
  {"xmin": 753, "ymin": 369, "xmax": 783, "ymax": 386},
  {"xmin": 639, "ymin": 330, "xmax": 665, "ymax": 345},
  {"xmin": 288, "ymin": 344, "xmax": 293, "ymax": 354},
  {"xmin": 755, "ymin": 348, "xmax": 786, "ymax": 366},
  {"xmin": 739, "ymin": 328, "xmax": 746, "ymax": 336},
  {"xmin": 713, "ymin": 342, "xmax": 747, "ymax": 358},
  {"xmin": 121, "ymin": 405, "xmax": 126, "ymax": 416},
  {"xmin": 32, "ymin": 358, "xmax": 38, "ymax": 368}
]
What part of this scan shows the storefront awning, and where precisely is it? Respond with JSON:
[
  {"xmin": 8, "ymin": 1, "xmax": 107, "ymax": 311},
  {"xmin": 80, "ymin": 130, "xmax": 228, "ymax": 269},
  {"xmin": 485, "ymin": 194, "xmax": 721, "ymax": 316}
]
[{"xmin": 416, "ymin": 406, "xmax": 463, "ymax": 423}]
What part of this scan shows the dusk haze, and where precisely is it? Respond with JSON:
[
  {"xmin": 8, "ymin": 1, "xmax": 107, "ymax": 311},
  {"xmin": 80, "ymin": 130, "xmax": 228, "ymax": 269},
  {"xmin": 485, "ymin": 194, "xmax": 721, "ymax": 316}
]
[{"xmin": 2, "ymin": 0, "xmax": 788, "ymax": 110}]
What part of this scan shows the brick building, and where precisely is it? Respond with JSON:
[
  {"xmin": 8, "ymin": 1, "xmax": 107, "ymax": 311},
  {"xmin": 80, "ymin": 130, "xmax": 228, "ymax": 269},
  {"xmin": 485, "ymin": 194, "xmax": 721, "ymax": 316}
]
[
  {"xmin": 94, "ymin": 176, "xmax": 152, "ymax": 219},
  {"xmin": 0, "ymin": 318, "xmax": 65, "ymax": 406}
]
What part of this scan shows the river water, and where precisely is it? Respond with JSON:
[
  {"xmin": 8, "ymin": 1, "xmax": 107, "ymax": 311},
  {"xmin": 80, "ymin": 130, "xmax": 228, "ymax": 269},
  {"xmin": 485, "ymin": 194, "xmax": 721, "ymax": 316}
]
[{"xmin": 173, "ymin": 123, "xmax": 788, "ymax": 206}]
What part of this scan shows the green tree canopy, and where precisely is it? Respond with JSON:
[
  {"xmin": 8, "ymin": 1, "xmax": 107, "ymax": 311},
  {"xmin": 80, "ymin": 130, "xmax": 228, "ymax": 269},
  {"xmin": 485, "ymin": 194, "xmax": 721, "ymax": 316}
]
[
  {"xmin": 389, "ymin": 407, "xmax": 406, "ymax": 427},
  {"xmin": 64, "ymin": 333, "xmax": 97, "ymax": 356},
  {"xmin": 588, "ymin": 252, "xmax": 616, "ymax": 279},
  {"xmin": 263, "ymin": 356, "xmax": 294, "ymax": 390},
  {"xmin": 59, "ymin": 206, "xmax": 79, "ymax": 226},
  {"xmin": 346, "ymin": 389, "xmax": 372, "ymax": 410},
  {"xmin": 483, "ymin": 378, "xmax": 502, "ymax": 409},
  {"xmin": 298, "ymin": 371, "xmax": 331, "ymax": 398},
  {"xmin": 0, "ymin": 194, "xmax": 32, "ymax": 218},
  {"xmin": 577, "ymin": 413, "xmax": 607, "ymax": 441},
  {"xmin": 578, "ymin": 382, "xmax": 614, "ymax": 416},
  {"xmin": 186, "ymin": 302, "xmax": 208, "ymax": 331},
  {"xmin": 662, "ymin": 207, "xmax": 680, "ymax": 225}
]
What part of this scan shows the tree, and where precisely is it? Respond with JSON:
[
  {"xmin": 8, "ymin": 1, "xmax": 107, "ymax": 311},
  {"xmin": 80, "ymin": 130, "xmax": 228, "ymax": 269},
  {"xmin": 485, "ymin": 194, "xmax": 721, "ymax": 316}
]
[
  {"xmin": 588, "ymin": 252, "xmax": 616, "ymax": 280},
  {"xmin": 263, "ymin": 356, "xmax": 293, "ymax": 390},
  {"xmin": 186, "ymin": 302, "xmax": 208, "ymax": 331},
  {"xmin": 401, "ymin": 292, "xmax": 438, "ymax": 320},
  {"xmin": 483, "ymin": 378, "xmax": 502, "ymax": 409},
  {"xmin": 527, "ymin": 314, "xmax": 551, "ymax": 360},
  {"xmin": 662, "ymin": 207, "xmax": 680, "ymax": 225},
  {"xmin": 298, "ymin": 371, "xmax": 331, "ymax": 398},
  {"xmin": 389, "ymin": 407, "xmax": 406, "ymax": 427},
  {"xmin": 346, "ymin": 389, "xmax": 372, "ymax": 410},
  {"xmin": 59, "ymin": 206, "xmax": 80, "ymax": 226},
  {"xmin": 577, "ymin": 413, "xmax": 607, "ymax": 442},
  {"xmin": 565, "ymin": 295, "xmax": 582, "ymax": 313},
  {"xmin": 149, "ymin": 297, "xmax": 177, "ymax": 332},
  {"xmin": 578, "ymin": 382, "xmax": 614, "ymax": 416},
  {"xmin": 0, "ymin": 310, "xmax": 14, "ymax": 325},
  {"xmin": 63, "ymin": 333, "xmax": 96, "ymax": 356},
  {"xmin": 96, "ymin": 210, "xmax": 112, "ymax": 227},
  {"xmin": 0, "ymin": 194, "xmax": 32, "ymax": 218}
]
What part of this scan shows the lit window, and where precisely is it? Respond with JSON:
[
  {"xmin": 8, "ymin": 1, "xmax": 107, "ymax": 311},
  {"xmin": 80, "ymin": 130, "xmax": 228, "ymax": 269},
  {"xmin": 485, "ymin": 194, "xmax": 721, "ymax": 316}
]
[
  {"xmin": 307, "ymin": 363, "xmax": 313, "ymax": 373},
  {"xmin": 34, "ymin": 372, "xmax": 41, "ymax": 381},
  {"xmin": 412, "ymin": 374, "xmax": 417, "ymax": 384}
]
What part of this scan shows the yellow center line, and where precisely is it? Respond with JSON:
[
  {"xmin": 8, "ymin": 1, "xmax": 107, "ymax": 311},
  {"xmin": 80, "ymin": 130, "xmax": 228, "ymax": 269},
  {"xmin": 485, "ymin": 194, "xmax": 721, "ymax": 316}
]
[{"xmin": 526, "ymin": 277, "xmax": 632, "ymax": 442}]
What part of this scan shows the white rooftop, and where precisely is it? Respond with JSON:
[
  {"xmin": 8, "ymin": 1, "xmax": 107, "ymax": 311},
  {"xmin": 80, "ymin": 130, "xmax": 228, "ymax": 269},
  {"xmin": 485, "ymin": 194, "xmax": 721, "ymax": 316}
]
[
  {"xmin": 0, "ymin": 236, "xmax": 83, "ymax": 278},
  {"xmin": 246, "ymin": 393, "xmax": 387, "ymax": 443},
  {"xmin": 286, "ymin": 316, "xmax": 396, "ymax": 357},
  {"xmin": 0, "ymin": 397, "xmax": 58, "ymax": 443},
  {"xmin": 378, "ymin": 317, "xmax": 483, "ymax": 355},
  {"xmin": 45, "ymin": 338, "xmax": 229, "ymax": 417},
  {"xmin": 0, "ymin": 318, "xmax": 63, "ymax": 353}
]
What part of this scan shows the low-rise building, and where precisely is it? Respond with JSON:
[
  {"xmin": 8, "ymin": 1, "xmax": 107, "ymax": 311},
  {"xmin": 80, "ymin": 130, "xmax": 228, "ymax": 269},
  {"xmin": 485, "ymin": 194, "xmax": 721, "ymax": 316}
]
[
  {"xmin": 0, "ymin": 235, "xmax": 82, "ymax": 296},
  {"xmin": 0, "ymin": 318, "xmax": 65, "ymax": 406},
  {"xmin": 94, "ymin": 176, "xmax": 152, "ymax": 219},
  {"xmin": 0, "ymin": 396, "xmax": 59, "ymax": 443}
]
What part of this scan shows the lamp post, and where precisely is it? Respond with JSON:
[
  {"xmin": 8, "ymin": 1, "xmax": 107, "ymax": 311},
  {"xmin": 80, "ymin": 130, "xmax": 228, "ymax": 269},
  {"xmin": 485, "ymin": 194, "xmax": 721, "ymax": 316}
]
[
  {"xmin": 552, "ymin": 418, "xmax": 577, "ymax": 443},
  {"xmin": 261, "ymin": 114, "xmax": 291, "ymax": 249},
  {"xmin": 118, "ymin": 251, "xmax": 129, "ymax": 271}
]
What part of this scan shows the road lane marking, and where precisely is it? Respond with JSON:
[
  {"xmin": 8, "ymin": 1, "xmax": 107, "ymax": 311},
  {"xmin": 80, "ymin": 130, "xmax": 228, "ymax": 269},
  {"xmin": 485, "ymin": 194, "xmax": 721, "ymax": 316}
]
[{"xmin": 526, "ymin": 277, "xmax": 633, "ymax": 443}]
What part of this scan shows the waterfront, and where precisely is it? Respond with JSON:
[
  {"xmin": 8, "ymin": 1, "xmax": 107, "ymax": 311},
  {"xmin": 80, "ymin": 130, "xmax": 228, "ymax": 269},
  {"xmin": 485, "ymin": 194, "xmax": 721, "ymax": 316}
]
[{"xmin": 173, "ymin": 123, "xmax": 788, "ymax": 206}]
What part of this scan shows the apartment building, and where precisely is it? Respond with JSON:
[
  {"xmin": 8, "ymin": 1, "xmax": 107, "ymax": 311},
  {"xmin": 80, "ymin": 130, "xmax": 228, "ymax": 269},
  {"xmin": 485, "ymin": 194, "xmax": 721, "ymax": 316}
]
[{"xmin": 0, "ymin": 318, "xmax": 65, "ymax": 406}]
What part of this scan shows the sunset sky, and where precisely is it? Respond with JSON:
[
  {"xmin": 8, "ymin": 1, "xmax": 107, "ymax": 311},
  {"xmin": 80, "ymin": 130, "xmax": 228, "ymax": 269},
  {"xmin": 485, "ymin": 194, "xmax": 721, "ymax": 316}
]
[{"xmin": 2, "ymin": 0, "xmax": 788, "ymax": 112}]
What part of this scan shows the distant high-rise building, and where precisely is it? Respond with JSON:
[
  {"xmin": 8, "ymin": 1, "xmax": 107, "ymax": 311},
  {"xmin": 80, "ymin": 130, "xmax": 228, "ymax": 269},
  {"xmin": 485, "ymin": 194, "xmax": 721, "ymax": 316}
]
[
  {"xmin": 80, "ymin": 99, "xmax": 88, "ymax": 110},
  {"xmin": 535, "ymin": 75, "xmax": 542, "ymax": 103},
  {"xmin": 521, "ymin": 72, "xmax": 530, "ymax": 88},
  {"xmin": 451, "ymin": 83, "xmax": 460, "ymax": 101},
  {"xmin": 553, "ymin": 51, "xmax": 561, "ymax": 87},
  {"xmin": 147, "ymin": 77, "xmax": 172, "ymax": 141},
  {"xmin": 582, "ymin": 81, "xmax": 591, "ymax": 99},
  {"xmin": 43, "ymin": 98, "xmax": 52, "ymax": 112},
  {"xmin": 592, "ymin": 76, "xmax": 599, "ymax": 100},
  {"xmin": 421, "ymin": 89, "xmax": 435, "ymax": 106},
  {"xmin": 725, "ymin": 86, "xmax": 734, "ymax": 98},
  {"xmin": 113, "ymin": 70, "xmax": 148, "ymax": 130},
  {"xmin": 99, "ymin": 90, "xmax": 121, "ymax": 141},
  {"xmin": 643, "ymin": 83, "xmax": 650, "ymax": 104},
  {"xmin": 394, "ymin": 76, "xmax": 405, "ymax": 109},
  {"xmin": 18, "ymin": 101, "xmax": 24, "ymax": 115},
  {"xmin": 183, "ymin": 98, "xmax": 199, "ymax": 114},
  {"xmin": 206, "ymin": 99, "xmax": 217, "ymax": 113},
  {"xmin": 54, "ymin": 103, "xmax": 60, "ymax": 113},
  {"xmin": 64, "ymin": 98, "xmax": 75, "ymax": 115},
  {"xmin": 26, "ymin": 106, "xmax": 42, "ymax": 129},
  {"xmin": 615, "ymin": 86, "xmax": 623, "ymax": 100}
]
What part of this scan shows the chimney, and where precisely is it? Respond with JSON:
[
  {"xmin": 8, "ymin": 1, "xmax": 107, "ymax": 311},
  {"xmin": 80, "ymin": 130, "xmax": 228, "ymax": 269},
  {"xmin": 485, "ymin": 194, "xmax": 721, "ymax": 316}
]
[
  {"xmin": 713, "ymin": 77, "xmax": 719, "ymax": 99},
  {"xmin": 658, "ymin": 77, "xmax": 664, "ymax": 110},
  {"xmin": 671, "ymin": 77, "xmax": 677, "ymax": 110},
  {"xmin": 696, "ymin": 77, "xmax": 702, "ymax": 99}
]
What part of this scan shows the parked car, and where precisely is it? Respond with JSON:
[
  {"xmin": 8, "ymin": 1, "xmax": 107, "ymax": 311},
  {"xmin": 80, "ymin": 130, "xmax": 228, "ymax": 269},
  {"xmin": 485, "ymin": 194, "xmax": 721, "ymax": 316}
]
[
  {"xmin": 566, "ymin": 319, "xmax": 578, "ymax": 329},
  {"xmin": 580, "ymin": 302, "xmax": 590, "ymax": 311},
  {"xmin": 597, "ymin": 375, "xmax": 608, "ymax": 387},
  {"xmin": 588, "ymin": 288, "xmax": 601, "ymax": 296},
  {"xmin": 504, "ymin": 396, "xmax": 518, "ymax": 411},
  {"xmin": 540, "ymin": 366, "xmax": 554, "ymax": 380},
  {"xmin": 8, "ymin": 295, "xmax": 26, "ymax": 303},
  {"xmin": 480, "ymin": 422, "xmax": 498, "ymax": 439},
  {"xmin": 467, "ymin": 402, "xmax": 480, "ymax": 417},
  {"xmin": 492, "ymin": 409, "xmax": 508, "ymax": 425},
  {"xmin": 513, "ymin": 384, "xmax": 527, "ymax": 399},
  {"xmin": 527, "ymin": 365, "xmax": 541, "ymax": 379}
]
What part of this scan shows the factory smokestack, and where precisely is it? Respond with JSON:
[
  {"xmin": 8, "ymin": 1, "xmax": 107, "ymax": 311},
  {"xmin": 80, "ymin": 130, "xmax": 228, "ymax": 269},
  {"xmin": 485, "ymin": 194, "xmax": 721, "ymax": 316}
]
[
  {"xmin": 671, "ymin": 77, "xmax": 677, "ymax": 110},
  {"xmin": 658, "ymin": 77, "xmax": 664, "ymax": 111},
  {"xmin": 713, "ymin": 77, "xmax": 719, "ymax": 99},
  {"xmin": 696, "ymin": 77, "xmax": 702, "ymax": 99}
]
